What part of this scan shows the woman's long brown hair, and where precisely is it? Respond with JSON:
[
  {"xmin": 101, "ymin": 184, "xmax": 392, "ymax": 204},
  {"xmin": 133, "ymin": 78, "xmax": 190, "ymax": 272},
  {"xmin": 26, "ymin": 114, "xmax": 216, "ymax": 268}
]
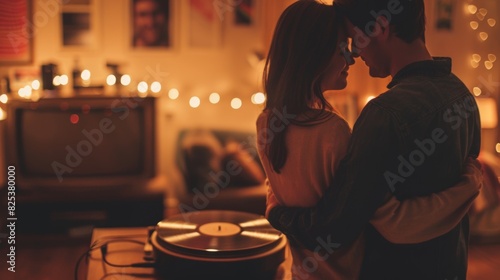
[{"xmin": 262, "ymin": 0, "xmax": 340, "ymax": 173}]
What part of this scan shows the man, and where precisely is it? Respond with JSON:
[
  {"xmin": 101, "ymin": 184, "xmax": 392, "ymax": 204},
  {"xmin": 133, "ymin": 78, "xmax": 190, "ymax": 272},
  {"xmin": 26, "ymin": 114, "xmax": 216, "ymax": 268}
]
[
  {"xmin": 133, "ymin": 0, "xmax": 169, "ymax": 47},
  {"xmin": 266, "ymin": 0, "xmax": 481, "ymax": 279}
]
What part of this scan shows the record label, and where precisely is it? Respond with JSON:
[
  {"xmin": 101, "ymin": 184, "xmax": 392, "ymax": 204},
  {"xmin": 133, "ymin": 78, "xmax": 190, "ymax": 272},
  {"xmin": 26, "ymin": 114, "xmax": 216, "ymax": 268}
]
[{"xmin": 198, "ymin": 222, "xmax": 241, "ymax": 237}]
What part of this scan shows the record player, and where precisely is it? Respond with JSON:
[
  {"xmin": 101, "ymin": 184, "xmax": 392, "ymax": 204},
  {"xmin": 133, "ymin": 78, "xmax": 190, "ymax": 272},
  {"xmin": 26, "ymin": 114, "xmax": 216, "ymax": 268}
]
[{"xmin": 151, "ymin": 210, "xmax": 287, "ymax": 279}]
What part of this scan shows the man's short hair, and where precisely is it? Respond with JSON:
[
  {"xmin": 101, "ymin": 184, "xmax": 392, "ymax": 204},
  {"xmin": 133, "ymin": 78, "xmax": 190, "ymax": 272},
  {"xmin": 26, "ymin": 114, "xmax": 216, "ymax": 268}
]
[{"xmin": 335, "ymin": 0, "xmax": 426, "ymax": 43}]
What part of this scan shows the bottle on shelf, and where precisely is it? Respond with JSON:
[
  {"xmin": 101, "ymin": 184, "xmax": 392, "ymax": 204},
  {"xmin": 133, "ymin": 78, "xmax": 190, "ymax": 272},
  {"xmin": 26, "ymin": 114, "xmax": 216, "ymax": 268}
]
[{"xmin": 72, "ymin": 57, "xmax": 82, "ymax": 90}]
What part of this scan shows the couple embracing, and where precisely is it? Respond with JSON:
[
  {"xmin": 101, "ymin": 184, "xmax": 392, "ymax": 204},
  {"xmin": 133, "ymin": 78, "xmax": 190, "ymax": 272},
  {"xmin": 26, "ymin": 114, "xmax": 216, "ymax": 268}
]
[{"xmin": 257, "ymin": 0, "xmax": 482, "ymax": 279}]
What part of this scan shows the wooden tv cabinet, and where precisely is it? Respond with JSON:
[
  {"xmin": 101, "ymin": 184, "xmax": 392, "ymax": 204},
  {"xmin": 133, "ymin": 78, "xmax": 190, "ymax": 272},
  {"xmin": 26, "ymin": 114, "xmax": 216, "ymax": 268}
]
[{"xmin": 2, "ymin": 176, "xmax": 166, "ymax": 234}]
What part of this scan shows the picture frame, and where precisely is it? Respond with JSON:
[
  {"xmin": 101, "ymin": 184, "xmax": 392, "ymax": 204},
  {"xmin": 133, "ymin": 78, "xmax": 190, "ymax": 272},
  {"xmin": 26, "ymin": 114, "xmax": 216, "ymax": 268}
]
[
  {"xmin": 131, "ymin": 0, "xmax": 171, "ymax": 48},
  {"xmin": 60, "ymin": 0, "xmax": 100, "ymax": 50},
  {"xmin": 435, "ymin": 0, "xmax": 455, "ymax": 30},
  {"xmin": 0, "ymin": 0, "xmax": 33, "ymax": 65}
]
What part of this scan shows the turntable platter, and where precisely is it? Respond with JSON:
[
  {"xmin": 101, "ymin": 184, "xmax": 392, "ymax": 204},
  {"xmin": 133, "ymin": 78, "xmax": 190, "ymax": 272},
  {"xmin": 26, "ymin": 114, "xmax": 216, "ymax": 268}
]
[{"xmin": 152, "ymin": 210, "xmax": 287, "ymax": 279}]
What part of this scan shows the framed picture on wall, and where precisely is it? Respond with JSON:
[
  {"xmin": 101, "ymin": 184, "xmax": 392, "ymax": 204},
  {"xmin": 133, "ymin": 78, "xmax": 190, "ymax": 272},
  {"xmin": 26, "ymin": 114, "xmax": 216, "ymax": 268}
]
[
  {"xmin": 131, "ymin": 0, "xmax": 171, "ymax": 48},
  {"xmin": 0, "ymin": 0, "xmax": 33, "ymax": 65},
  {"xmin": 235, "ymin": 0, "xmax": 254, "ymax": 26},
  {"xmin": 60, "ymin": 0, "xmax": 100, "ymax": 49},
  {"xmin": 435, "ymin": 0, "xmax": 455, "ymax": 30}
]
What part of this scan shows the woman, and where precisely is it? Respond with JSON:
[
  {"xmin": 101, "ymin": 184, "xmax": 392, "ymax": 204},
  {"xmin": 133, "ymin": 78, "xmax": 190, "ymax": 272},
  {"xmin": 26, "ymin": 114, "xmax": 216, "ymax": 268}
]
[{"xmin": 256, "ymin": 1, "xmax": 481, "ymax": 279}]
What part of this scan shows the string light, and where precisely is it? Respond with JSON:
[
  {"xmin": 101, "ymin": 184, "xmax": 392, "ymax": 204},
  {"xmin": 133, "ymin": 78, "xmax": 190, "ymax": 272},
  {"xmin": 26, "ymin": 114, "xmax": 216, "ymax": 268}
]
[
  {"xmin": 0, "ymin": 94, "xmax": 8, "ymax": 104},
  {"xmin": 472, "ymin": 54, "xmax": 481, "ymax": 62},
  {"xmin": 467, "ymin": 5, "xmax": 477, "ymax": 14},
  {"xmin": 488, "ymin": 54, "xmax": 497, "ymax": 62},
  {"xmin": 479, "ymin": 8, "xmax": 488, "ymax": 17},
  {"xmin": 472, "ymin": 87, "xmax": 482, "ymax": 96},
  {"xmin": 150, "ymin": 81, "xmax": 161, "ymax": 94},
  {"xmin": 18, "ymin": 85, "xmax": 32, "ymax": 99},
  {"xmin": 81, "ymin": 70, "xmax": 91, "ymax": 81},
  {"xmin": 60, "ymin": 75, "xmax": 69, "ymax": 86},
  {"xmin": 106, "ymin": 74, "xmax": 116, "ymax": 86},
  {"xmin": 251, "ymin": 92, "xmax": 266, "ymax": 104},
  {"xmin": 53, "ymin": 76, "xmax": 61, "ymax": 86},
  {"xmin": 137, "ymin": 81, "xmax": 148, "ymax": 94},
  {"xmin": 476, "ymin": 13, "xmax": 485, "ymax": 21},
  {"xmin": 485, "ymin": 61, "xmax": 493, "ymax": 70},
  {"xmin": 0, "ymin": 108, "xmax": 5, "ymax": 121},
  {"xmin": 488, "ymin": 18, "xmax": 496, "ymax": 27},
  {"xmin": 31, "ymin": 80, "xmax": 40, "ymax": 90},
  {"xmin": 470, "ymin": 21, "xmax": 479, "ymax": 30},
  {"xmin": 189, "ymin": 96, "xmax": 201, "ymax": 108},
  {"xmin": 479, "ymin": 32, "xmax": 488, "ymax": 41},
  {"xmin": 496, "ymin": 143, "xmax": 500, "ymax": 154},
  {"xmin": 168, "ymin": 88, "xmax": 179, "ymax": 100},
  {"xmin": 231, "ymin": 98, "xmax": 242, "ymax": 109},
  {"xmin": 209, "ymin": 93, "xmax": 220, "ymax": 104},
  {"xmin": 120, "ymin": 74, "xmax": 131, "ymax": 86}
]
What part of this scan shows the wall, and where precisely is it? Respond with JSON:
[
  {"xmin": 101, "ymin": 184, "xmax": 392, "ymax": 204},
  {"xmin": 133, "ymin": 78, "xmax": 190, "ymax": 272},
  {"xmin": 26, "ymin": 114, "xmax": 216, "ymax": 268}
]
[
  {"xmin": 425, "ymin": 0, "xmax": 499, "ymax": 155},
  {"xmin": 0, "ymin": 0, "xmax": 267, "ymax": 191},
  {"xmin": 1, "ymin": 0, "xmax": 499, "ymax": 189}
]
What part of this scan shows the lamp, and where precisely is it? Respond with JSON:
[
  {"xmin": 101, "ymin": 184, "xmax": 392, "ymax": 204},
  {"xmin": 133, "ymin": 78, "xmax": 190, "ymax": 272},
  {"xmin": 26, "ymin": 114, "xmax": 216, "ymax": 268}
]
[{"xmin": 476, "ymin": 97, "xmax": 498, "ymax": 129}]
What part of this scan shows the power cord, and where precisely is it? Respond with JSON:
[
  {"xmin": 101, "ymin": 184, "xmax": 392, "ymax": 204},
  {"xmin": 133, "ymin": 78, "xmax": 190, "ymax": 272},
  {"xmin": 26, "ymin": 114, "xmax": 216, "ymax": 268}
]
[{"xmin": 74, "ymin": 228, "xmax": 156, "ymax": 280}]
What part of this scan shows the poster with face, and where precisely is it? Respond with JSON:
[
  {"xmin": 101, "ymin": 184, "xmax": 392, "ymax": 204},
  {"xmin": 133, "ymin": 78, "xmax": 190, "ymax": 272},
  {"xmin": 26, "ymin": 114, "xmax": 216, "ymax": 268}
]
[{"xmin": 132, "ymin": 0, "xmax": 170, "ymax": 47}]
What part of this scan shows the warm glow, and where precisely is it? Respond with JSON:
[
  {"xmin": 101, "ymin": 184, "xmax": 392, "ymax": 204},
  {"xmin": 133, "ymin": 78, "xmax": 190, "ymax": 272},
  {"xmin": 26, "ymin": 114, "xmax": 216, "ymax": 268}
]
[
  {"xmin": 479, "ymin": 8, "xmax": 488, "ymax": 16},
  {"xmin": 472, "ymin": 54, "xmax": 481, "ymax": 62},
  {"xmin": 53, "ymin": 76, "xmax": 61, "ymax": 86},
  {"xmin": 81, "ymin": 69, "xmax": 91, "ymax": 81},
  {"xmin": 476, "ymin": 97, "xmax": 498, "ymax": 129},
  {"xmin": 31, "ymin": 80, "xmax": 40, "ymax": 90},
  {"xmin": 0, "ymin": 108, "xmax": 5, "ymax": 121},
  {"xmin": 137, "ymin": 81, "xmax": 148, "ymax": 93},
  {"xmin": 366, "ymin": 95, "xmax": 376, "ymax": 104},
  {"xmin": 479, "ymin": 32, "xmax": 488, "ymax": 41},
  {"xmin": 488, "ymin": 54, "xmax": 497, "ymax": 62},
  {"xmin": 157, "ymin": 221, "xmax": 197, "ymax": 230},
  {"xmin": 485, "ymin": 61, "xmax": 494, "ymax": 70},
  {"xmin": 0, "ymin": 94, "xmax": 8, "ymax": 104},
  {"xmin": 471, "ymin": 60, "xmax": 479, "ymax": 68},
  {"xmin": 231, "ymin": 98, "xmax": 242, "ymax": 109},
  {"xmin": 168, "ymin": 88, "xmax": 179, "ymax": 100},
  {"xmin": 209, "ymin": 92, "xmax": 220, "ymax": 104},
  {"xmin": 151, "ymin": 81, "xmax": 161, "ymax": 93},
  {"xmin": 470, "ymin": 21, "xmax": 479, "ymax": 30},
  {"xmin": 106, "ymin": 74, "xmax": 116, "ymax": 86},
  {"xmin": 488, "ymin": 18, "xmax": 497, "ymax": 27},
  {"xmin": 473, "ymin": 87, "xmax": 482, "ymax": 96},
  {"xmin": 70, "ymin": 114, "xmax": 79, "ymax": 124},
  {"xmin": 189, "ymin": 96, "xmax": 201, "ymax": 108},
  {"xmin": 30, "ymin": 91, "xmax": 41, "ymax": 102},
  {"xmin": 240, "ymin": 231, "xmax": 281, "ymax": 241},
  {"xmin": 21, "ymin": 86, "xmax": 32, "ymax": 99},
  {"xmin": 120, "ymin": 74, "xmax": 131, "ymax": 86},
  {"xmin": 467, "ymin": 5, "xmax": 478, "ymax": 14},
  {"xmin": 251, "ymin": 92, "xmax": 266, "ymax": 104},
  {"xmin": 60, "ymin": 74, "xmax": 69, "ymax": 85}
]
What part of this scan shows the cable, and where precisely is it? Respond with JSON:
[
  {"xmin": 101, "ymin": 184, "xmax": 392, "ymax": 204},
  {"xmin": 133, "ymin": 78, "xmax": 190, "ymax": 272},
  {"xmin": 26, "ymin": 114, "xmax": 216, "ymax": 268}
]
[
  {"xmin": 100, "ymin": 239, "xmax": 155, "ymax": 268},
  {"xmin": 74, "ymin": 230, "xmax": 156, "ymax": 280}
]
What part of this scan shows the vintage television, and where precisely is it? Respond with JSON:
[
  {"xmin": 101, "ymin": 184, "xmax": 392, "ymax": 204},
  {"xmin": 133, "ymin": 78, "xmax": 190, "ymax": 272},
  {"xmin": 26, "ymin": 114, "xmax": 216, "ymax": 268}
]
[{"xmin": 3, "ymin": 96, "xmax": 156, "ymax": 192}]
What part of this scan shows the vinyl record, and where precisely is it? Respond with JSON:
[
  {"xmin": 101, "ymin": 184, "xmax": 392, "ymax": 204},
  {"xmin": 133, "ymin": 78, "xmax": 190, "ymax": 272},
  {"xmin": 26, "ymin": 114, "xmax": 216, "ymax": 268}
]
[{"xmin": 155, "ymin": 210, "xmax": 283, "ymax": 257}]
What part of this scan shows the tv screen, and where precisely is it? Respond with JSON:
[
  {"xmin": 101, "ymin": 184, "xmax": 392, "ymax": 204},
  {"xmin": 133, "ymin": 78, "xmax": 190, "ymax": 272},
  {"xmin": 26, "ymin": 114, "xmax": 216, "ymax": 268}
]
[{"xmin": 4, "ymin": 97, "xmax": 156, "ymax": 190}]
